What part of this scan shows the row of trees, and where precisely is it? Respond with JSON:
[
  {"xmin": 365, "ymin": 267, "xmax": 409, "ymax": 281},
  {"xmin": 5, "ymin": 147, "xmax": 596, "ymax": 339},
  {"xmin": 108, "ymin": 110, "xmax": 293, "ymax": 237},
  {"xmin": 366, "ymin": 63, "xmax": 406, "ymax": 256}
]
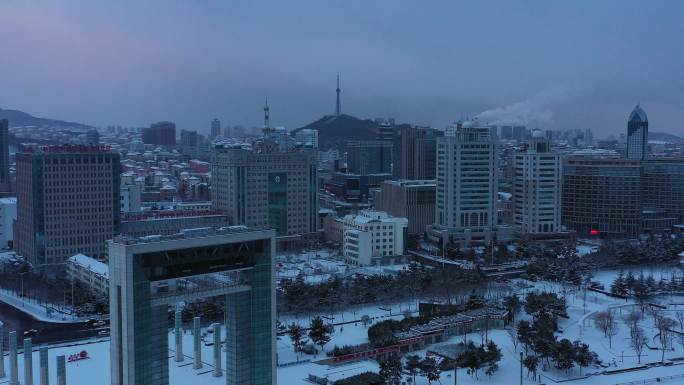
[
  {"xmin": 611, "ymin": 271, "xmax": 684, "ymax": 298},
  {"xmin": 598, "ymin": 234, "xmax": 684, "ymax": 266},
  {"xmin": 378, "ymin": 340, "xmax": 503, "ymax": 385},
  {"xmin": 278, "ymin": 262, "xmax": 484, "ymax": 314}
]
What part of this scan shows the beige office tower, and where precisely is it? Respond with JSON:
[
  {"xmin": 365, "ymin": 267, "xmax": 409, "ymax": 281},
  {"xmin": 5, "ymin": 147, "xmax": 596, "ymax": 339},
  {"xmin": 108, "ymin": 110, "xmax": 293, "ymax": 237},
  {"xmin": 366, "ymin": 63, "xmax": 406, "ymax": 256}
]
[
  {"xmin": 212, "ymin": 142, "xmax": 318, "ymax": 237},
  {"xmin": 15, "ymin": 146, "xmax": 120, "ymax": 266}
]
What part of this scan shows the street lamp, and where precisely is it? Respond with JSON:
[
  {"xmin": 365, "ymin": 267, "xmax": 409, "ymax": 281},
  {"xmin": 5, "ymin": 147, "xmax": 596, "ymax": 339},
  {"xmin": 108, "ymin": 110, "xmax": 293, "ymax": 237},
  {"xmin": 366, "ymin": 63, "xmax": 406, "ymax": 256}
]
[{"xmin": 453, "ymin": 359, "xmax": 457, "ymax": 385}]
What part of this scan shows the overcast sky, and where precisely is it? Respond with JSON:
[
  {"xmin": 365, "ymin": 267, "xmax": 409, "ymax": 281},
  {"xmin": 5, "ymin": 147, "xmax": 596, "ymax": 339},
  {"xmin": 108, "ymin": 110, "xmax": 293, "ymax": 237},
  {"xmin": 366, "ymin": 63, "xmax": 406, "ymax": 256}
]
[{"xmin": 1, "ymin": 1, "xmax": 683, "ymax": 137}]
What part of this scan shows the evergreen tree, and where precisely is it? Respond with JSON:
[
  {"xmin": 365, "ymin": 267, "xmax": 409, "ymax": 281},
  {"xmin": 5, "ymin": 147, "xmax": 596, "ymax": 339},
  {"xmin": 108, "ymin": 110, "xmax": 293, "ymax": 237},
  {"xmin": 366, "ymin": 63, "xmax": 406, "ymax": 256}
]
[
  {"xmin": 517, "ymin": 320, "xmax": 533, "ymax": 354},
  {"xmin": 379, "ymin": 355, "xmax": 402, "ymax": 385},
  {"xmin": 308, "ymin": 316, "xmax": 332, "ymax": 353},
  {"xmin": 553, "ymin": 339, "xmax": 575, "ymax": 372},
  {"xmin": 404, "ymin": 355, "xmax": 421, "ymax": 384},
  {"xmin": 610, "ymin": 271, "xmax": 627, "ymax": 296},
  {"xmin": 524, "ymin": 355, "xmax": 539, "ymax": 379},
  {"xmin": 484, "ymin": 340, "xmax": 502, "ymax": 376},
  {"xmin": 419, "ymin": 357, "xmax": 441, "ymax": 385},
  {"xmin": 287, "ymin": 323, "xmax": 305, "ymax": 353},
  {"xmin": 573, "ymin": 341, "xmax": 597, "ymax": 375}
]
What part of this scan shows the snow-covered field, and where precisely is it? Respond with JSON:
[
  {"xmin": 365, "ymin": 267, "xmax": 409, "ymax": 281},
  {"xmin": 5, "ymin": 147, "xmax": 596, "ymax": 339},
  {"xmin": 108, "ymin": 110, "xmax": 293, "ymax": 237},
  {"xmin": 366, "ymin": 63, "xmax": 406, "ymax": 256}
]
[
  {"xmin": 275, "ymin": 267, "xmax": 684, "ymax": 385},
  {"xmin": 6, "ymin": 267, "xmax": 684, "ymax": 385}
]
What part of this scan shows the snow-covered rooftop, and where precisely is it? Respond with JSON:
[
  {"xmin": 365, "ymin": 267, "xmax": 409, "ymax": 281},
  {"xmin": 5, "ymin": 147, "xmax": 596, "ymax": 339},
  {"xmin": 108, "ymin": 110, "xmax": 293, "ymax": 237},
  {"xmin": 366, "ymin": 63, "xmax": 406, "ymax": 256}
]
[{"xmin": 67, "ymin": 253, "xmax": 109, "ymax": 277}]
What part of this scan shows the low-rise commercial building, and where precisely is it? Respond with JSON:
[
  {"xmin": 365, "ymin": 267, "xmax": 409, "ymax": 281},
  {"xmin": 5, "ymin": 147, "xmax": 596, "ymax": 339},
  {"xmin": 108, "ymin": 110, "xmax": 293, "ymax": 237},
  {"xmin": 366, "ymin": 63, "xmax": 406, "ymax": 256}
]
[
  {"xmin": 0, "ymin": 197, "xmax": 16, "ymax": 249},
  {"xmin": 343, "ymin": 210, "xmax": 407, "ymax": 266},
  {"xmin": 66, "ymin": 253, "xmax": 109, "ymax": 298}
]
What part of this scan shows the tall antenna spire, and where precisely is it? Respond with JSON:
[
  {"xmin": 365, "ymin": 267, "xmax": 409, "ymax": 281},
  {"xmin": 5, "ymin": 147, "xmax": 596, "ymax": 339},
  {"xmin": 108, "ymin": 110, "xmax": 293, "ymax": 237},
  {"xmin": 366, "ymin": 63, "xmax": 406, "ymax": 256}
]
[
  {"xmin": 264, "ymin": 97, "xmax": 270, "ymax": 128},
  {"xmin": 335, "ymin": 73, "xmax": 341, "ymax": 117}
]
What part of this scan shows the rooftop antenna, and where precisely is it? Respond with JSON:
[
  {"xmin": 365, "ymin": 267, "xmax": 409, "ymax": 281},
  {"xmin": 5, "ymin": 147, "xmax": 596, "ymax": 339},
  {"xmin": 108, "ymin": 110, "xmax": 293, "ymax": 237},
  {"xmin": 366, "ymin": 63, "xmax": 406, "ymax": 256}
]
[{"xmin": 263, "ymin": 97, "xmax": 273, "ymax": 134}]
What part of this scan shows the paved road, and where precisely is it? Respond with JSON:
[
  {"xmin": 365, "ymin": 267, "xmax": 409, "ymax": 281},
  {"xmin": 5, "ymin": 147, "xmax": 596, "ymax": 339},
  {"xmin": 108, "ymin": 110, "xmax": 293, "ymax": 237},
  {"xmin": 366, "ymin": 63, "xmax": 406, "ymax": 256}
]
[{"xmin": 0, "ymin": 300, "xmax": 107, "ymax": 350}]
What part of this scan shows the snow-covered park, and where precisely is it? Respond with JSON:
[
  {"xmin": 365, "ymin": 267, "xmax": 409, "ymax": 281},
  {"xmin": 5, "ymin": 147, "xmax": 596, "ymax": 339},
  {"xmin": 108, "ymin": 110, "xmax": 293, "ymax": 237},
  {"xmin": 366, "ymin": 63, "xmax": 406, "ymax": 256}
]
[
  {"xmin": 274, "ymin": 265, "xmax": 684, "ymax": 385},
  {"xmin": 4, "ymin": 261, "xmax": 684, "ymax": 385}
]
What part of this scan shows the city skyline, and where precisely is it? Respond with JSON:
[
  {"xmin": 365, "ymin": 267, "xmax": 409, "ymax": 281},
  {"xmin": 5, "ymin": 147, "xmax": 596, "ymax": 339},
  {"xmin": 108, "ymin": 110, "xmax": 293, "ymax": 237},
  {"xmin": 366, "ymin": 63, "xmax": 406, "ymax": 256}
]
[{"xmin": 0, "ymin": 1, "xmax": 683, "ymax": 137}]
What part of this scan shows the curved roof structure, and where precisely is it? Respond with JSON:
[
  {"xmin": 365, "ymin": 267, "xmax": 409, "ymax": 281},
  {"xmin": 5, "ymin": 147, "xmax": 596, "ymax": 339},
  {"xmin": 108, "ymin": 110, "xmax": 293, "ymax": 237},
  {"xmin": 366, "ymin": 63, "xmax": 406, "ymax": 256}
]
[{"xmin": 629, "ymin": 104, "xmax": 648, "ymax": 122}]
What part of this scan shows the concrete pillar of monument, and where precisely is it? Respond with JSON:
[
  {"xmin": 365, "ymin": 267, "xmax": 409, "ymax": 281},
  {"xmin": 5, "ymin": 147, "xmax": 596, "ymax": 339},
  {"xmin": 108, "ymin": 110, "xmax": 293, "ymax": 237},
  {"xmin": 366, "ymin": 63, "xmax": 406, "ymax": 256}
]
[
  {"xmin": 39, "ymin": 345, "xmax": 49, "ymax": 385},
  {"xmin": 193, "ymin": 316, "xmax": 202, "ymax": 369},
  {"xmin": 24, "ymin": 338, "xmax": 33, "ymax": 385},
  {"xmin": 0, "ymin": 322, "xmax": 5, "ymax": 378},
  {"xmin": 213, "ymin": 323, "xmax": 222, "ymax": 377},
  {"xmin": 56, "ymin": 355, "xmax": 66, "ymax": 385},
  {"xmin": 225, "ymin": 291, "xmax": 252, "ymax": 385},
  {"xmin": 9, "ymin": 330, "xmax": 18, "ymax": 385},
  {"xmin": 175, "ymin": 309, "xmax": 183, "ymax": 362}
]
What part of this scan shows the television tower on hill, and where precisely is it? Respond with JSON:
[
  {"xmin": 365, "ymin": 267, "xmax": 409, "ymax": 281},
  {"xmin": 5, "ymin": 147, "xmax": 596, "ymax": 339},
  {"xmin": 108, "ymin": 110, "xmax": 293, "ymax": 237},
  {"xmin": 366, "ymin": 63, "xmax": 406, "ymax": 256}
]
[
  {"xmin": 263, "ymin": 97, "xmax": 274, "ymax": 134},
  {"xmin": 335, "ymin": 73, "xmax": 341, "ymax": 117}
]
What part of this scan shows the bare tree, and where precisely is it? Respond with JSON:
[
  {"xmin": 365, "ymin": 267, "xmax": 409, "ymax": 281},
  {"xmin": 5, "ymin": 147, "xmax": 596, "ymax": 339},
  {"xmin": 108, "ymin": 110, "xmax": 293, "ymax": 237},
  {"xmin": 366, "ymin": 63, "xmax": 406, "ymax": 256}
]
[
  {"xmin": 675, "ymin": 310, "xmax": 684, "ymax": 332},
  {"xmin": 656, "ymin": 316, "xmax": 676, "ymax": 363},
  {"xmin": 630, "ymin": 326, "xmax": 647, "ymax": 364},
  {"xmin": 595, "ymin": 309, "xmax": 619, "ymax": 348},
  {"xmin": 624, "ymin": 310, "xmax": 641, "ymax": 341}
]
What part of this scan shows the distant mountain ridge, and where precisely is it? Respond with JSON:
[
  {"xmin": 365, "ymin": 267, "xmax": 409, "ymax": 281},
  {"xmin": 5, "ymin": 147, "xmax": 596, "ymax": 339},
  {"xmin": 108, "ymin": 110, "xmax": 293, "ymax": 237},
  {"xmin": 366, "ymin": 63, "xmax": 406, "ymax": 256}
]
[
  {"xmin": 0, "ymin": 108, "xmax": 93, "ymax": 130},
  {"xmin": 650, "ymin": 132, "xmax": 684, "ymax": 144}
]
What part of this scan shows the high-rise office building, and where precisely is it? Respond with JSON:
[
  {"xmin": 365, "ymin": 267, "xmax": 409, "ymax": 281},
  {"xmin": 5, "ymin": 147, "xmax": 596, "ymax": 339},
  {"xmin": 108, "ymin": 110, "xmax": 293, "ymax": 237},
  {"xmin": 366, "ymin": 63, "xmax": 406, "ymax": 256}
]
[
  {"xmin": 374, "ymin": 179, "xmax": 436, "ymax": 235},
  {"xmin": 85, "ymin": 129, "xmax": 100, "ymax": 145},
  {"xmin": 392, "ymin": 126, "xmax": 443, "ymax": 180},
  {"xmin": 513, "ymin": 132, "xmax": 562, "ymax": 235},
  {"xmin": 431, "ymin": 122, "xmax": 498, "ymax": 246},
  {"xmin": 212, "ymin": 142, "xmax": 318, "ymax": 236},
  {"xmin": 179, "ymin": 129, "xmax": 200, "ymax": 158},
  {"xmin": 512, "ymin": 126, "xmax": 527, "ymax": 141},
  {"xmin": 375, "ymin": 120, "xmax": 396, "ymax": 141},
  {"xmin": 15, "ymin": 146, "xmax": 120, "ymax": 266},
  {"xmin": 210, "ymin": 118, "xmax": 221, "ymax": 139},
  {"xmin": 345, "ymin": 140, "xmax": 392, "ymax": 175},
  {"xmin": 109, "ymin": 227, "xmax": 276, "ymax": 385},
  {"xmin": 293, "ymin": 128, "xmax": 319, "ymax": 148},
  {"xmin": 562, "ymin": 157, "xmax": 684, "ymax": 238},
  {"xmin": 642, "ymin": 159, "xmax": 684, "ymax": 224},
  {"xmin": 142, "ymin": 121, "xmax": 176, "ymax": 146},
  {"xmin": 627, "ymin": 105, "xmax": 648, "ymax": 160},
  {"xmin": 0, "ymin": 119, "xmax": 9, "ymax": 191},
  {"xmin": 583, "ymin": 128, "xmax": 594, "ymax": 147},
  {"xmin": 499, "ymin": 125, "xmax": 513, "ymax": 140},
  {"xmin": 562, "ymin": 158, "xmax": 642, "ymax": 237}
]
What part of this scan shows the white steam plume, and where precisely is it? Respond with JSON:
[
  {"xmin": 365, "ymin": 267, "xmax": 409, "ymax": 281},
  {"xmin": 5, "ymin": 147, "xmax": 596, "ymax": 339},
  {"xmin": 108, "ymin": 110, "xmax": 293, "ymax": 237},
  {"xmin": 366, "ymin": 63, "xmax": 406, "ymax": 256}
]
[{"xmin": 475, "ymin": 84, "xmax": 584, "ymax": 128}]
